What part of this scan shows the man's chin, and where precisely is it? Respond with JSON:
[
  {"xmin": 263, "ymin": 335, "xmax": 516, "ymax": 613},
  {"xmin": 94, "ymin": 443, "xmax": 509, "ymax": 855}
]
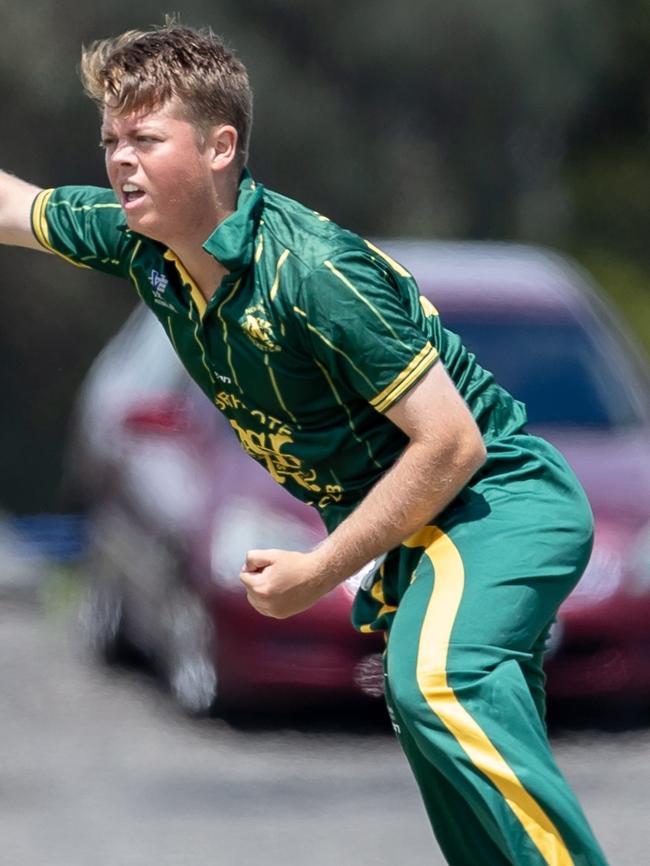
[{"xmin": 124, "ymin": 211, "xmax": 162, "ymax": 242}]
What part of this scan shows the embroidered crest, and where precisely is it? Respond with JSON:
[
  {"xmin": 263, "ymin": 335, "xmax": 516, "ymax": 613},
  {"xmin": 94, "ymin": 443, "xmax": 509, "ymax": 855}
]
[{"xmin": 240, "ymin": 305, "xmax": 280, "ymax": 352}]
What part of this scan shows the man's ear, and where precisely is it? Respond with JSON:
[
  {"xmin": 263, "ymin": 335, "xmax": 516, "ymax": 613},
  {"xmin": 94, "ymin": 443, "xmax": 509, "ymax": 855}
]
[{"xmin": 208, "ymin": 124, "xmax": 238, "ymax": 172}]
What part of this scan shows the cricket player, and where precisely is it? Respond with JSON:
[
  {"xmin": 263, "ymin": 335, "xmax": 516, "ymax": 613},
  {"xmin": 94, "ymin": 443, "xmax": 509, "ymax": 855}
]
[{"xmin": 0, "ymin": 22, "xmax": 610, "ymax": 866}]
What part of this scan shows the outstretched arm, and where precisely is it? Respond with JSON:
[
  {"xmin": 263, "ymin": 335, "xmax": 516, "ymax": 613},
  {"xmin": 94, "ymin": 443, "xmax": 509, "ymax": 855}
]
[
  {"xmin": 0, "ymin": 170, "xmax": 46, "ymax": 250},
  {"xmin": 240, "ymin": 361, "xmax": 487, "ymax": 618}
]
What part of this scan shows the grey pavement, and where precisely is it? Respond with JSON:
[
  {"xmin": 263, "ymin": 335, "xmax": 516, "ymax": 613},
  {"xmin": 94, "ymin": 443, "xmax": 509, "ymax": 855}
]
[{"xmin": 1, "ymin": 587, "xmax": 647, "ymax": 866}]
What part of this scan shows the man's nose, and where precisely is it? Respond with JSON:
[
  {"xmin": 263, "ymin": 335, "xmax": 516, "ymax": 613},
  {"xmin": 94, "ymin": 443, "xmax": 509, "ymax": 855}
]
[{"xmin": 110, "ymin": 141, "xmax": 137, "ymax": 166}]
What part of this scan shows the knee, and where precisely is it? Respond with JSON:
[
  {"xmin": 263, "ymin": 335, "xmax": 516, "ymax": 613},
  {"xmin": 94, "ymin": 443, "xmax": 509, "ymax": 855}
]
[{"xmin": 388, "ymin": 653, "xmax": 534, "ymax": 731}]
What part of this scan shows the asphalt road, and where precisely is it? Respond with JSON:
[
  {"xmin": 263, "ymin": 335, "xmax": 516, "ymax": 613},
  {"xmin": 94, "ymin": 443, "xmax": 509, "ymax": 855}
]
[{"xmin": 1, "ymin": 591, "xmax": 648, "ymax": 866}]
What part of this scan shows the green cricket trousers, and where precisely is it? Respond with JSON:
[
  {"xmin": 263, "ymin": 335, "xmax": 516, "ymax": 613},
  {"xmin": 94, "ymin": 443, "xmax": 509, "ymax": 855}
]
[{"xmin": 352, "ymin": 434, "xmax": 610, "ymax": 866}]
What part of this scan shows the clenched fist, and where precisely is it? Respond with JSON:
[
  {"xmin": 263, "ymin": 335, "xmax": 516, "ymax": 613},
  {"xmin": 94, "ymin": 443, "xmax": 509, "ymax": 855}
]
[{"xmin": 239, "ymin": 548, "xmax": 332, "ymax": 619}]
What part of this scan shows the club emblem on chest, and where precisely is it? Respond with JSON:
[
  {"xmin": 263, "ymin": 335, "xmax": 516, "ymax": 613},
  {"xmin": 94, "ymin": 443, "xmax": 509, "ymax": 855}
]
[{"xmin": 240, "ymin": 305, "xmax": 280, "ymax": 352}]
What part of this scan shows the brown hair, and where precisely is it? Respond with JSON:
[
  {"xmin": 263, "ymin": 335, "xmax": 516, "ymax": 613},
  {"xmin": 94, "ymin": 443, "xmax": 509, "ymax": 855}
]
[{"xmin": 80, "ymin": 21, "xmax": 253, "ymax": 168}]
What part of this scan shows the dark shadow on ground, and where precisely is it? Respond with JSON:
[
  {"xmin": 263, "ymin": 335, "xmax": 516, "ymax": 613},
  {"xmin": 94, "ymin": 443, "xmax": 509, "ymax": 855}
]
[
  {"xmin": 94, "ymin": 648, "xmax": 650, "ymax": 738},
  {"xmin": 100, "ymin": 651, "xmax": 393, "ymax": 734},
  {"xmin": 221, "ymin": 699, "xmax": 392, "ymax": 735},
  {"xmin": 547, "ymin": 697, "xmax": 650, "ymax": 737}
]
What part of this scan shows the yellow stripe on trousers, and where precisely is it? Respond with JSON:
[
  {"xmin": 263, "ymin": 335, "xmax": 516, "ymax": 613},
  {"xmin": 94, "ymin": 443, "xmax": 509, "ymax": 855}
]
[{"xmin": 405, "ymin": 526, "xmax": 574, "ymax": 866}]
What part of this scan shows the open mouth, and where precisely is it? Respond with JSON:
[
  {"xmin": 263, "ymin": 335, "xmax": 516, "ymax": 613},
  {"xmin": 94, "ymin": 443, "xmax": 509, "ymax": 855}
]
[{"xmin": 122, "ymin": 182, "xmax": 146, "ymax": 206}]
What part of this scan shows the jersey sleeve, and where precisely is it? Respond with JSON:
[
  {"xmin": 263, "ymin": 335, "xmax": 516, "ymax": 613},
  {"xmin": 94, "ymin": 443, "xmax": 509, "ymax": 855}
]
[
  {"xmin": 31, "ymin": 186, "xmax": 133, "ymax": 278},
  {"xmin": 295, "ymin": 249, "xmax": 439, "ymax": 413}
]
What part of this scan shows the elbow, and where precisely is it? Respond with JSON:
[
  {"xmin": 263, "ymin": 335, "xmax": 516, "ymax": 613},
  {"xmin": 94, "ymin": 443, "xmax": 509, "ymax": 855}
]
[
  {"xmin": 475, "ymin": 434, "xmax": 488, "ymax": 469},
  {"xmin": 473, "ymin": 439, "xmax": 488, "ymax": 477},
  {"xmin": 459, "ymin": 427, "xmax": 487, "ymax": 483}
]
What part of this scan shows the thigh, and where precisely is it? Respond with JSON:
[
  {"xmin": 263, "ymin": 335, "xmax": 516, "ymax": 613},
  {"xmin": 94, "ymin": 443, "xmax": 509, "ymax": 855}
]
[
  {"xmin": 422, "ymin": 435, "xmax": 593, "ymax": 657},
  {"xmin": 352, "ymin": 433, "xmax": 593, "ymax": 652}
]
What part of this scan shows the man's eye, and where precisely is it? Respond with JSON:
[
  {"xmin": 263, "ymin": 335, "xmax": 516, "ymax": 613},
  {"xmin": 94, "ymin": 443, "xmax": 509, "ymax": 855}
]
[{"xmin": 99, "ymin": 139, "xmax": 116, "ymax": 149}]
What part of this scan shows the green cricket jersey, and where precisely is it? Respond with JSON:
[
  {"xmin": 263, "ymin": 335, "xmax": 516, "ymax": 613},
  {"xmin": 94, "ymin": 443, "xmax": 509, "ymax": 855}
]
[{"xmin": 31, "ymin": 170, "xmax": 527, "ymax": 531}]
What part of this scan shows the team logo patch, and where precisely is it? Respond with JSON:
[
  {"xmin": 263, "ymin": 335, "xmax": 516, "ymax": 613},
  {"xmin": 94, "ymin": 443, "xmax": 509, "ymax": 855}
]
[
  {"xmin": 149, "ymin": 269, "xmax": 169, "ymax": 295},
  {"xmin": 147, "ymin": 269, "xmax": 177, "ymax": 312},
  {"xmin": 240, "ymin": 305, "xmax": 280, "ymax": 352}
]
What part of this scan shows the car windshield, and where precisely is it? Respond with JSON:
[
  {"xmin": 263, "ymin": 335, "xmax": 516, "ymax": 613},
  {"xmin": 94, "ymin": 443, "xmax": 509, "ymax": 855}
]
[{"xmin": 442, "ymin": 315, "xmax": 647, "ymax": 428}]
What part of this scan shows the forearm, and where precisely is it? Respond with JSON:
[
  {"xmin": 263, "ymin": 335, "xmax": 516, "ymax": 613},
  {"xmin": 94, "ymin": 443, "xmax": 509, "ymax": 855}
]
[
  {"xmin": 310, "ymin": 433, "xmax": 486, "ymax": 591},
  {"xmin": 0, "ymin": 169, "xmax": 43, "ymax": 248}
]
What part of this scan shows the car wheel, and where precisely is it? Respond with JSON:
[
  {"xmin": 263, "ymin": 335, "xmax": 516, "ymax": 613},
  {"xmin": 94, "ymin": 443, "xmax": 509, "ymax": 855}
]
[{"xmin": 163, "ymin": 584, "xmax": 219, "ymax": 717}]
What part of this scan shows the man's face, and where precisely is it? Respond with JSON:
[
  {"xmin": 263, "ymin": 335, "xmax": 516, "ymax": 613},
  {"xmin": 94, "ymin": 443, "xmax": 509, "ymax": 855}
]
[{"xmin": 101, "ymin": 100, "xmax": 219, "ymax": 246}]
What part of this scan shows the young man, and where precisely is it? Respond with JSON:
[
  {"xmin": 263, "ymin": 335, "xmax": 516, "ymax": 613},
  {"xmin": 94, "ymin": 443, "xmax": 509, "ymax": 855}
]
[{"xmin": 0, "ymin": 22, "xmax": 609, "ymax": 866}]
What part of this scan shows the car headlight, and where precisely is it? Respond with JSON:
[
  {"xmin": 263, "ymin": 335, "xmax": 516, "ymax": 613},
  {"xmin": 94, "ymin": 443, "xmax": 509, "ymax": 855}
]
[{"xmin": 210, "ymin": 495, "xmax": 323, "ymax": 588}]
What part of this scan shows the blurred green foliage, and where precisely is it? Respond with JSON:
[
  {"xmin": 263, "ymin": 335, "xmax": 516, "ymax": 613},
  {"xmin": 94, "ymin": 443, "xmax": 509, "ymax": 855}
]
[{"xmin": 1, "ymin": 0, "xmax": 649, "ymax": 510}]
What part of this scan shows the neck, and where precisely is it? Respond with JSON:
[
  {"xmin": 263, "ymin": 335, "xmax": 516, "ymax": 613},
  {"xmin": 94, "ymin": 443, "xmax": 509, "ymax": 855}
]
[{"xmin": 166, "ymin": 178, "xmax": 238, "ymax": 302}]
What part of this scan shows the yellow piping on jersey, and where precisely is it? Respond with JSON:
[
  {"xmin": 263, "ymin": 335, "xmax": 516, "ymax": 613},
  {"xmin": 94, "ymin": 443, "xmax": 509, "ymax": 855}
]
[
  {"xmin": 48, "ymin": 202, "xmax": 123, "ymax": 212},
  {"xmin": 419, "ymin": 295, "xmax": 439, "ymax": 317},
  {"xmin": 31, "ymin": 189, "xmax": 54, "ymax": 249},
  {"xmin": 311, "ymin": 357, "xmax": 383, "ymax": 471},
  {"xmin": 269, "ymin": 249, "xmax": 290, "ymax": 300},
  {"xmin": 161, "ymin": 258, "xmax": 214, "ymax": 387},
  {"xmin": 217, "ymin": 279, "xmax": 243, "ymax": 393},
  {"xmin": 255, "ymin": 233, "xmax": 265, "ymax": 263},
  {"xmin": 407, "ymin": 526, "xmax": 575, "ymax": 866},
  {"xmin": 80, "ymin": 255, "xmax": 121, "ymax": 267},
  {"xmin": 163, "ymin": 249, "xmax": 207, "ymax": 319},
  {"xmin": 364, "ymin": 240, "xmax": 412, "ymax": 278},
  {"xmin": 264, "ymin": 354, "xmax": 299, "ymax": 426},
  {"xmin": 31, "ymin": 189, "xmax": 91, "ymax": 270},
  {"xmin": 191, "ymin": 317, "xmax": 215, "ymax": 385},
  {"xmin": 323, "ymin": 260, "xmax": 409, "ymax": 347},
  {"xmin": 371, "ymin": 343, "xmax": 438, "ymax": 413},
  {"xmin": 128, "ymin": 240, "xmax": 145, "ymax": 301},
  {"xmin": 292, "ymin": 306, "xmax": 377, "ymax": 393},
  {"xmin": 329, "ymin": 468, "xmax": 343, "ymax": 488},
  {"xmin": 167, "ymin": 316, "xmax": 180, "ymax": 356}
]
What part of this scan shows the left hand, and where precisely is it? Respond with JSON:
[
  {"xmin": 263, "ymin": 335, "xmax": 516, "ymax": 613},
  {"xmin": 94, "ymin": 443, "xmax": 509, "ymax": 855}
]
[{"xmin": 239, "ymin": 548, "xmax": 330, "ymax": 619}]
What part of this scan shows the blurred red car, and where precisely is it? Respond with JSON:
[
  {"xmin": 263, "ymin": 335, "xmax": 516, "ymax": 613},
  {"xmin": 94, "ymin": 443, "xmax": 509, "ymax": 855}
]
[
  {"xmin": 69, "ymin": 307, "xmax": 385, "ymax": 715},
  {"xmin": 69, "ymin": 240, "xmax": 650, "ymax": 714}
]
